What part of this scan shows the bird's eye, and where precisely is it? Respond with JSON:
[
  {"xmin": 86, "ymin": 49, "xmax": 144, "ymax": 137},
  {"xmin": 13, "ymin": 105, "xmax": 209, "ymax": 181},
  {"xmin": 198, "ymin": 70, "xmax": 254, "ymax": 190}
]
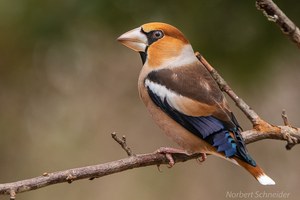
[{"xmin": 152, "ymin": 30, "xmax": 164, "ymax": 39}]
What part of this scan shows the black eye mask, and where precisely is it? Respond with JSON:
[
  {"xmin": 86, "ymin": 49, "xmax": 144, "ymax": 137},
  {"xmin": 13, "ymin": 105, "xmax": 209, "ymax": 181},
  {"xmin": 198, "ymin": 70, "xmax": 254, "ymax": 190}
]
[{"xmin": 139, "ymin": 29, "xmax": 164, "ymax": 64}]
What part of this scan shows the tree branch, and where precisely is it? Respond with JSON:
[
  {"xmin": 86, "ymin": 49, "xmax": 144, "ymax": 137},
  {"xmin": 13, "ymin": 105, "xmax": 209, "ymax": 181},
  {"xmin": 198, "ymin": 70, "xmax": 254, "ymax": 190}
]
[
  {"xmin": 1, "ymin": 120, "xmax": 300, "ymax": 198},
  {"xmin": 0, "ymin": 150, "xmax": 201, "ymax": 197},
  {"xmin": 1, "ymin": 1, "xmax": 300, "ymax": 198},
  {"xmin": 256, "ymin": 0, "xmax": 300, "ymax": 48}
]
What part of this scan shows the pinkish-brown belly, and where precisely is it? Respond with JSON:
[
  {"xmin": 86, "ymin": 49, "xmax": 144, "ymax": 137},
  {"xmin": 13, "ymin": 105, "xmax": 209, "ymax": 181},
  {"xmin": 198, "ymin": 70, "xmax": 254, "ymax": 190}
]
[{"xmin": 138, "ymin": 84, "xmax": 215, "ymax": 154}]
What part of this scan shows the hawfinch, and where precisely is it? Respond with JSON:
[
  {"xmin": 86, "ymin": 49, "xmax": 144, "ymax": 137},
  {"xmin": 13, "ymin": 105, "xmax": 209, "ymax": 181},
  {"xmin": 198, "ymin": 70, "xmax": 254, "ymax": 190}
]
[{"xmin": 117, "ymin": 22, "xmax": 275, "ymax": 185}]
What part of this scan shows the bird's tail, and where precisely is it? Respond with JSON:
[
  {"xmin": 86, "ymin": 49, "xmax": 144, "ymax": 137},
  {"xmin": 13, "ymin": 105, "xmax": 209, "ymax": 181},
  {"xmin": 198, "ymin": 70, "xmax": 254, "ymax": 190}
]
[{"xmin": 233, "ymin": 157, "xmax": 275, "ymax": 185}]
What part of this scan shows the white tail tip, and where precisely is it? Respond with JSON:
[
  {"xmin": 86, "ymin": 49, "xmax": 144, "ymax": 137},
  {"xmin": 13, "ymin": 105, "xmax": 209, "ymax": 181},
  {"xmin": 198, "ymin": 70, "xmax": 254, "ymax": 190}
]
[{"xmin": 257, "ymin": 174, "xmax": 276, "ymax": 185}]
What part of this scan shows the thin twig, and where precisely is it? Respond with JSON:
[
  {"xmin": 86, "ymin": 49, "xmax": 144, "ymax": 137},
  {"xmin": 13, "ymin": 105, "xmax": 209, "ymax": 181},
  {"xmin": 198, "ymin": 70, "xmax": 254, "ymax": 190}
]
[
  {"xmin": 279, "ymin": 111, "xmax": 298, "ymax": 150},
  {"xmin": 281, "ymin": 109, "xmax": 290, "ymax": 126},
  {"xmin": 195, "ymin": 52, "xmax": 265, "ymax": 127},
  {"xmin": 111, "ymin": 132, "xmax": 134, "ymax": 156},
  {"xmin": 256, "ymin": 0, "xmax": 300, "ymax": 48},
  {"xmin": 196, "ymin": 52, "xmax": 300, "ymax": 149},
  {"xmin": 9, "ymin": 190, "xmax": 15, "ymax": 200}
]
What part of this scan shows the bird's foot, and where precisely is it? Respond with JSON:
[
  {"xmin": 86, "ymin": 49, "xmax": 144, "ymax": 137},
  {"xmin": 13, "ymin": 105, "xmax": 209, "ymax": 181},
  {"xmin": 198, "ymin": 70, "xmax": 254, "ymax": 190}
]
[
  {"xmin": 283, "ymin": 131, "xmax": 298, "ymax": 150},
  {"xmin": 155, "ymin": 147, "xmax": 191, "ymax": 168},
  {"xmin": 196, "ymin": 153, "xmax": 207, "ymax": 163}
]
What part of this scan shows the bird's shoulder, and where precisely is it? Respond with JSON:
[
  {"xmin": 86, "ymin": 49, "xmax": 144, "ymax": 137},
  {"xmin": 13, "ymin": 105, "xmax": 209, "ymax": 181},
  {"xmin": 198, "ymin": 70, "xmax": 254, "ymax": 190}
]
[{"xmin": 145, "ymin": 61, "xmax": 224, "ymax": 105}]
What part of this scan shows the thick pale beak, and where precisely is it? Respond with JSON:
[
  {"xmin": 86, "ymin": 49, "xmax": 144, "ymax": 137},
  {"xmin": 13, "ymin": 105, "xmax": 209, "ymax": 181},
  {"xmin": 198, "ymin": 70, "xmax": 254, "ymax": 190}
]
[{"xmin": 117, "ymin": 27, "xmax": 148, "ymax": 52}]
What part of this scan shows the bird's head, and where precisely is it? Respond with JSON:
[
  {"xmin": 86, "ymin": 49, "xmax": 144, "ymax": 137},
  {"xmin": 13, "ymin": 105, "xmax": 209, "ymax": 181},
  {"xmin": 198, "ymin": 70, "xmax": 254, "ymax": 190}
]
[{"xmin": 117, "ymin": 22, "xmax": 197, "ymax": 68}]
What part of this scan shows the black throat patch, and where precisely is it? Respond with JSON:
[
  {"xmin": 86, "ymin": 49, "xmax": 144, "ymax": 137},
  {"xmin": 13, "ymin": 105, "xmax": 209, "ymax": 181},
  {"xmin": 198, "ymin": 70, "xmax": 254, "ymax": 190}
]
[{"xmin": 139, "ymin": 50, "xmax": 147, "ymax": 65}]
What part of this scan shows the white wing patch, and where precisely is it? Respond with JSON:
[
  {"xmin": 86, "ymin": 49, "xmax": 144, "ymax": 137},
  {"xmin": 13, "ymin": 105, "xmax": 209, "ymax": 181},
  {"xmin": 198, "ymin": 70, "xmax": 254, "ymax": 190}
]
[
  {"xmin": 145, "ymin": 79, "xmax": 217, "ymax": 117},
  {"xmin": 145, "ymin": 79, "xmax": 181, "ymax": 111}
]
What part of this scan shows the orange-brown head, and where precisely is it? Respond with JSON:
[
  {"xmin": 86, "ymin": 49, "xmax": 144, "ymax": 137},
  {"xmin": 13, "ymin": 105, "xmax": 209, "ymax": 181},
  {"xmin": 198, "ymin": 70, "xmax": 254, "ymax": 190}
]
[{"xmin": 117, "ymin": 22, "xmax": 196, "ymax": 68}]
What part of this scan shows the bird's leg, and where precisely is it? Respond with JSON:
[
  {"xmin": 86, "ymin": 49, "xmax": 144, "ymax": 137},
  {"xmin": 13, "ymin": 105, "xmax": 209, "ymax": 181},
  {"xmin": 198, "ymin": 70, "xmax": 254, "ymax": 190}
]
[{"xmin": 155, "ymin": 147, "xmax": 191, "ymax": 168}]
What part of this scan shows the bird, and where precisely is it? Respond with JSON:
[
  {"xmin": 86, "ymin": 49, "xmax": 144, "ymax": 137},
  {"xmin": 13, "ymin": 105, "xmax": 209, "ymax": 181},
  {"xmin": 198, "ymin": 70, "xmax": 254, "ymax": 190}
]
[{"xmin": 117, "ymin": 22, "xmax": 275, "ymax": 185}]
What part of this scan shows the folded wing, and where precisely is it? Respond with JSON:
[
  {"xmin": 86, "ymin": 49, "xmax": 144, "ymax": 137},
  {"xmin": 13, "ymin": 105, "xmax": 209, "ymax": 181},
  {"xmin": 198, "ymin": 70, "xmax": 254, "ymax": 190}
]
[{"xmin": 145, "ymin": 62, "xmax": 256, "ymax": 166}]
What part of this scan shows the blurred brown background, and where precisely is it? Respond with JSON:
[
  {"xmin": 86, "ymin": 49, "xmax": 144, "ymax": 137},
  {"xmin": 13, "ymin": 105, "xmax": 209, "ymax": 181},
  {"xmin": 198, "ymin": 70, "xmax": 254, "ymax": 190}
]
[{"xmin": 0, "ymin": 0, "xmax": 300, "ymax": 199}]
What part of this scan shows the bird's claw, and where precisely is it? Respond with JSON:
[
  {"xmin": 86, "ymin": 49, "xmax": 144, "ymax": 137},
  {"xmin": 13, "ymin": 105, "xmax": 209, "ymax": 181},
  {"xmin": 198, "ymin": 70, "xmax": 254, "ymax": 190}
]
[
  {"xmin": 155, "ymin": 147, "xmax": 190, "ymax": 168},
  {"xmin": 283, "ymin": 132, "xmax": 298, "ymax": 150},
  {"xmin": 165, "ymin": 153, "xmax": 175, "ymax": 168},
  {"xmin": 283, "ymin": 132, "xmax": 298, "ymax": 144},
  {"xmin": 196, "ymin": 153, "xmax": 207, "ymax": 163}
]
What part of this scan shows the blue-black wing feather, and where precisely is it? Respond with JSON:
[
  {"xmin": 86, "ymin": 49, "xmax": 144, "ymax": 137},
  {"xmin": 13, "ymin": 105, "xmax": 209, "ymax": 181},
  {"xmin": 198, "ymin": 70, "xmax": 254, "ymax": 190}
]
[{"xmin": 147, "ymin": 87, "xmax": 256, "ymax": 166}]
